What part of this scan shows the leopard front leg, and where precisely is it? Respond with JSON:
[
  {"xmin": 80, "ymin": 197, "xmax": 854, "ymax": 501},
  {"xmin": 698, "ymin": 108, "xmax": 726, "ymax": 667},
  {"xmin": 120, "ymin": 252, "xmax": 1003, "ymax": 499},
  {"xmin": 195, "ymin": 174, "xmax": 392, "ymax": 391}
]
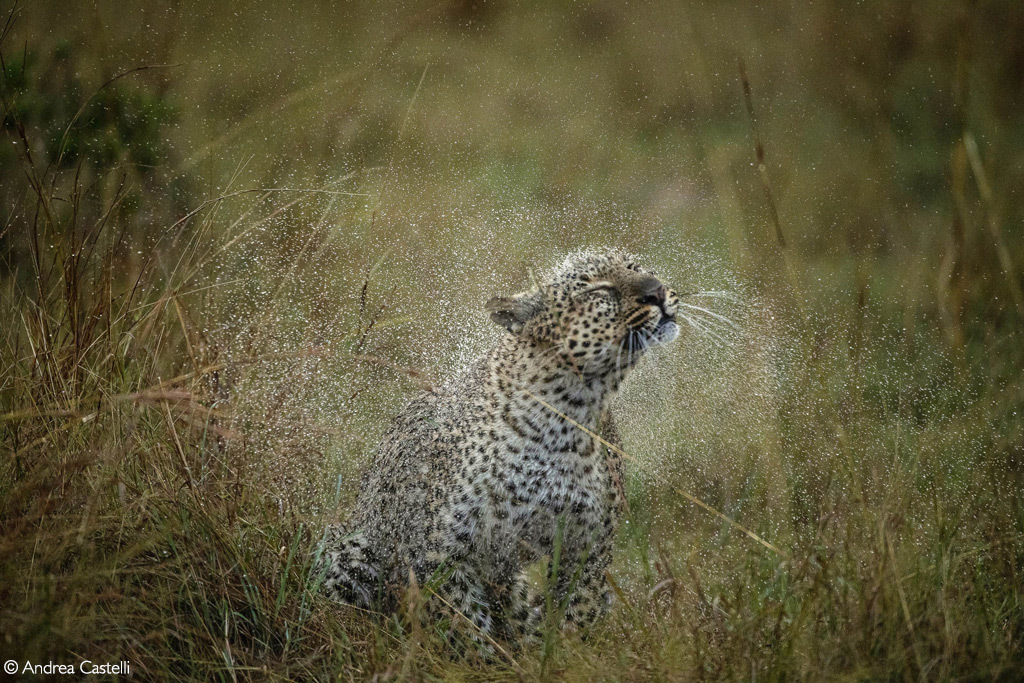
[
  {"xmin": 422, "ymin": 561, "xmax": 498, "ymax": 653},
  {"xmin": 554, "ymin": 530, "xmax": 613, "ymax": 629},
  {"xmin": 488, "ymin": 570, "xmax": 539, "ymax": 642}
]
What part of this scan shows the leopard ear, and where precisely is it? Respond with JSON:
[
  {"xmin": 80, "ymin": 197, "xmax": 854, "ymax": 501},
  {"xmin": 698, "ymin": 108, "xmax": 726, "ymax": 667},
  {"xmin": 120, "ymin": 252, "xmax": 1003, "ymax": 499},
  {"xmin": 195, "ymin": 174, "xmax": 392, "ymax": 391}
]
[{"xmin": 485, "ymin": 291, "xmax": 543, "ymax": 334}]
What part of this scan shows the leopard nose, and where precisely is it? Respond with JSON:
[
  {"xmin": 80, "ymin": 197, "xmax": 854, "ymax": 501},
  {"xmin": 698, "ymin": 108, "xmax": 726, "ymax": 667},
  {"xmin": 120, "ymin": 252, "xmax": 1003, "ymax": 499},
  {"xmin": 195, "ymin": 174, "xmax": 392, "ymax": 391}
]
[{"xmin": 636, "ymin": 279, "xmax": 667, "ymax": 307}]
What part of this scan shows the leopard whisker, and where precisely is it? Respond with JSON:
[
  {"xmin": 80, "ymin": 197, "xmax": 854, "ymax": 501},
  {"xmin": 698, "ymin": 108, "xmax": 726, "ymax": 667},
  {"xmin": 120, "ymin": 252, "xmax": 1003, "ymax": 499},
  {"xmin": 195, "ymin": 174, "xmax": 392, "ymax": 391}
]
[
  {"xmin": 637, "ymin": 328, "xmax": 651, "ymax": 354},
  {"xmin": 678, "ymin": 302, "xmax": 740, "ymax": 331},
  {"xmin": 680, "ymin": 289, "xmax": 741, "ymax": 303},
  {"xmin": 678, "ymin": 312, "xmax": 735, "ymax": 338},
  {"xmin": 678, "ymin": 311, "xmax": 730, "ymax": 346},
  {"xmin": 641, "ymin": 328, "xmax": 661, "ymax": 355}
]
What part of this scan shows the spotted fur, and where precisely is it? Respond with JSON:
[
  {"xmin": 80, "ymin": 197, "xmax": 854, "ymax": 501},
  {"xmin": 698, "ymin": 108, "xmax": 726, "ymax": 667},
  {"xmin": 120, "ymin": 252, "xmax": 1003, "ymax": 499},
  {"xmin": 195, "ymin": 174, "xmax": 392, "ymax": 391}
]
[{"xmin": 319, "ymin": 249, "xmax": 680, "ymax": 643}]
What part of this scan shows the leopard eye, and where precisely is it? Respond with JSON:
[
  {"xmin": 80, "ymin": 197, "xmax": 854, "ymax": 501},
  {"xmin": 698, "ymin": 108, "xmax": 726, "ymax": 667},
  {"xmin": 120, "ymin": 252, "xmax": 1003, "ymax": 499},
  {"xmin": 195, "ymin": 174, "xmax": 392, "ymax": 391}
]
[{"xmin": 583, "ymin": 283, "xmax": 618, "ymax": 299}]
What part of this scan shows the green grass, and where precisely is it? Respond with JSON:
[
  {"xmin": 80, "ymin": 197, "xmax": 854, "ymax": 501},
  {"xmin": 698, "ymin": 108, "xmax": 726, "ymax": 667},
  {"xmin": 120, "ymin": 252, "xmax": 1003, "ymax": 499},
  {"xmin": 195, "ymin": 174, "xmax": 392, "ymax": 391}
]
[{"xmin": 2, "ymin": 1, "xmax": 1023, "ymax": 680}]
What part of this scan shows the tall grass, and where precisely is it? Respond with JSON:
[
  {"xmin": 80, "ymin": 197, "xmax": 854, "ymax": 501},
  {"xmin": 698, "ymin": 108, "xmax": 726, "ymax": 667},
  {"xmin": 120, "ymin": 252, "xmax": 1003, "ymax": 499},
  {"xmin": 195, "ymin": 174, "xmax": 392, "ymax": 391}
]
[{"xmin": 2, "ymin": 1, "xmax": 1024, "ymax": 680}]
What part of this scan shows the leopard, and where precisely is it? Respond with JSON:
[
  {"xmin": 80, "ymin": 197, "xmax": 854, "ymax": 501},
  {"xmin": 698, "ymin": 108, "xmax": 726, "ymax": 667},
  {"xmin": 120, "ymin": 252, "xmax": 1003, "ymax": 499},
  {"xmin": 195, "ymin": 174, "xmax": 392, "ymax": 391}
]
[{"xmin": 318, "ymin": 248, "xmax": 680, "ymax": 645}]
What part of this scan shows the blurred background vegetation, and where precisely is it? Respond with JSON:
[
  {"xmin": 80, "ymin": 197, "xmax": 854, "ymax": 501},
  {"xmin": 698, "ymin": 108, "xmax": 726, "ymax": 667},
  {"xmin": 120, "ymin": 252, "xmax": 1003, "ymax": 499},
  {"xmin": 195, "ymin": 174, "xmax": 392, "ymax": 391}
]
[{"xmin": 1, "ymin": 0, "xmax": 1022, "ymax": 680}]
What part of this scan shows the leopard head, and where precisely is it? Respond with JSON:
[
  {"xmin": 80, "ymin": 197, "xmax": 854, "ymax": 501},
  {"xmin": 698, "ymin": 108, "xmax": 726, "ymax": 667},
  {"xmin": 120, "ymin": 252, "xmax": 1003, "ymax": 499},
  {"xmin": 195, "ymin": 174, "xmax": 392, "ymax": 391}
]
[{"xmin": 486, "ymin": 249, "xmax": 679, "ymax": 378}]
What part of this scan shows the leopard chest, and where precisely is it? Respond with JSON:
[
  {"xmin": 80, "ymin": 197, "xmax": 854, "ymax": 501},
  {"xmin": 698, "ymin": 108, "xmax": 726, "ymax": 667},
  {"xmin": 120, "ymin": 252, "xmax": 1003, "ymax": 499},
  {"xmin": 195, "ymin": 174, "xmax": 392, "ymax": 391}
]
[{"xmin": 464, "ymin": 413, "xmax": 614, "ymax": 561}]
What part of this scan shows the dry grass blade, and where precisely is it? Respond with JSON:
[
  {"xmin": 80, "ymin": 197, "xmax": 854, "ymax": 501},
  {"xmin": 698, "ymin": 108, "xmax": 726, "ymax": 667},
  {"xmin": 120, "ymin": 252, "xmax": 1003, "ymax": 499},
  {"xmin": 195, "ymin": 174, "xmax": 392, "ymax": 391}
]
[
  {"xmin": 963, "ymin": 132, "xmax": 1024, "ymax": 321},
  {"xmin": 738, "ymin": 58, "xmax": 786, "ymax": 251},
  {"xmin": 421, "ymin": 586, "xmax": 523, "ymax": 671}
]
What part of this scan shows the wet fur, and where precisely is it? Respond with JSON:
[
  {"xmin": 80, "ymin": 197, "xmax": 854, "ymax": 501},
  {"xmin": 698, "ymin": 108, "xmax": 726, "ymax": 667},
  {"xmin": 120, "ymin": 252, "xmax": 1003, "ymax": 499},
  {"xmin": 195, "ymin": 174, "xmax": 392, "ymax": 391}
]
[{"xmin": 319, "ymin": 249, "xmax": 680, "ymax": 642}]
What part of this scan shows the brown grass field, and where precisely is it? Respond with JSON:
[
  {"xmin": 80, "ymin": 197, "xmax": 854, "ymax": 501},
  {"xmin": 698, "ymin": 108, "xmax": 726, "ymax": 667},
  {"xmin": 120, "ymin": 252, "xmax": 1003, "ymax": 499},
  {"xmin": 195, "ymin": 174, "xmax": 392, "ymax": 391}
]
[{"xmin": 2, "ymin": 1, "xmax": 1023, "ymax": 680}]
